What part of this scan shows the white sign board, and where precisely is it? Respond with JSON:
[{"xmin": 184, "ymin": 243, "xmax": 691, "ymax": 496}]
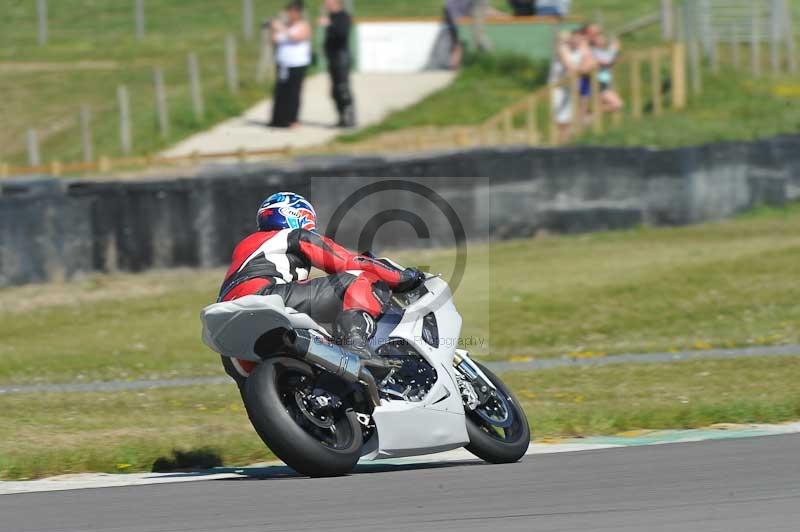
[{"xmin": 357, "ymin": 22, "xmax": 443, "ymax": 73}]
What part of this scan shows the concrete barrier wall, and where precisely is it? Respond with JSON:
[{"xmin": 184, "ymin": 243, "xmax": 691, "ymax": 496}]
[{"xmin": 1, "ymin": 135, "xmax": 797, "ymax": 287}]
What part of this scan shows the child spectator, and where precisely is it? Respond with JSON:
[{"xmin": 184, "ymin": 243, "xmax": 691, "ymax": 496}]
[{"xmin": 587, "ymin": 25, "xmax": 624, "ymax": 113}]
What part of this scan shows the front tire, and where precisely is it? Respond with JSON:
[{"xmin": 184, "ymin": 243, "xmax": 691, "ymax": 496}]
[
  {"xmin": 464, "ymin": 362, "xmax": 531, "ymax": 464},
  {"xmin": 244, "ymin": 357, "xmax": 363, "ymax": 477}
]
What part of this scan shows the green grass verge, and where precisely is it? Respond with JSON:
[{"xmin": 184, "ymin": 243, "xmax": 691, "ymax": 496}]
[
  {"xmin": 504, "ymin": 357, "xmax": 800, "ymax": 438},
  {"xmin": 1, "ymin": 203, "xmax": 799, "ymax": 385},
  {"xmin": 3, "ymin": 356, "xmax": 800, "ymax": 479}
]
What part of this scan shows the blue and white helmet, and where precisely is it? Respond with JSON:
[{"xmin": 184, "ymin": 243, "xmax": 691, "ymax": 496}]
[{"xmin": 257, "ymin": 192, "xmax": 317, "ymax": 232}]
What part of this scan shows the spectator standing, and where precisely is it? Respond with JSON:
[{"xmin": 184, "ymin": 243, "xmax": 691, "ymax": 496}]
[
  {"xmin": 549, "ymin": 28, "xmax": 595, "ymax": 143},
  {"xmin": 269, "ymin": 1, "xmax": 312, "ymax": 128},
  {"xmin": 319, "ymin": 0, "xmax": 356, "ymax": 128},
  {"xmin": 443, "ymin": 0, "xmax": 503, "ymax": 69},
  {"xmin": 588, "ymin": 25, "xmax": 624, "ymax": 113},
  {"xmin": 443, "ymin": 0, "xmax": 474, "ymax": 69}
]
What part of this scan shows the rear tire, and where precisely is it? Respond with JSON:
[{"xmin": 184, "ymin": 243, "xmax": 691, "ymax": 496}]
[
  {"xmin": 244, "ymin": 357, "xmax": 363, "ymax": 477},
  {"xmin": 464, "ymin": 362, "xmax": 531, "ymax": 464}
]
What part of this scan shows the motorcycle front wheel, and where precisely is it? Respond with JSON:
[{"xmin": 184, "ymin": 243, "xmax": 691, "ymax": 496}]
[
  {"xmin": 244, "ymin": 357, "xmax": 363, "ymax": 477},
  {"xmin": 464, "ymin": 361, "xmax": 531, "ymax": 464}
]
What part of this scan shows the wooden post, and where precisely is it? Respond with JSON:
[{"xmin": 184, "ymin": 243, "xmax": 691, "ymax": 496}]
[
  {"xmin": 770, "ymin": 0, "xmax": 781, "ymax": 74},
  {"xmin": 651, "ymin": 49, "xmax": 663, "ymax": 115},
  {"xmin": 683, "ymin": 2, "xmax": 701, "ymax": 94},
  {"xmin": 117, "ymin": 85, "xmax": 132, "ymax": 154},
  {"xmin": 671, "ymin": 43, "xmax": 687, "ymax": 109},
  {"xmin": 242, "ymin": 0, "xmax": 255, "ymax": 41},
  {"xmin": 731, "ymin": 24, "xmax": 740, "ymax": 71},
  {"xmin": 751, "ymin": 7, "xmax": 762, "ymax": 77},
  {"xmin": 569, "ymin": 73, "xmax": 580, "ymax": 136},
  {"xmin": 79, "ymin": 105, "xmax": 93, "ymax": 162},
  {"xmin": 631, "ymin": 54, "xmax": 642, "ymax": 119},
  {"xmin": 675, "ymin": 2, "xmax": 685, "ymax": 43},
  {"xmin": 689, "ymin": 39, "xmax": 701, "ymax": 94},
  {"xmin": 188, "ymin": 53, "xmax": 205, "ymax": 121},
  {"xmin": 590, "ymin": 71, "xmax": 602, "ymax": 134},
  {"xmin": 256, "ymin": 25, "xmax": 274, "ymax": 83},
  {"xmin": 153, "ymin": 67, "xmax": 169, "ymax": 138},
  {"xmin": 37, "ymin": 0, "xmax": 48, "ymax": 46},
  {"xmin": 786, "ymin": 0, "xmax": 797, "ymax": 73},
  {"xmin": 611, "ymin": 110, "xmax": 622, "ymax": 126},
  {"xmin": 526, "ymin": 95, "xmax": 539, "ymax": 143},
  {"xmin": 451, "ymin": 129, "xmax": 461, "ymax": 148},
  {"xmin": 99, "ymin": 156, "xmax": 112, "ymax": 173},
  {"xmin": 135, "ymin": 0, "xmax": 145, "ymax": 41},
  {"xmin": 0, "ymin": 163, "xmax": 9, "ymax": 178},
  {"xmin": 548, "ymin": 86, "xmax": 559, "ymax": 145},
  {"xmin": 27, "ymin": 129, "xmax": 41, "ymax": 167},
  {"xmin": 709, "ymin": 29, "xmax": 719, "ymax": 74},
  {"xmin": 225, "ymin": 35, "xmax": 239, "ymax": 94},
  {"xmin": 502, "ymin": 109, "xmax": 513, "ymax": 143},
  {"xmin": 660, "ymin": 0, "xmax": 673, "ymax": 41},
  {"xmin": 50, "ymin": 160, "xmax": 62, "ymax": 177}
]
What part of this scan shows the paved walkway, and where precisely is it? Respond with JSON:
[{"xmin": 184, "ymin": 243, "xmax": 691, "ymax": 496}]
[
  {"xmin": 1, "ymin": 344, "xmax": 797, "ymax": 395},
  {"xmin": 161, "ymin": 71, "xmax": 455, "ymax": 157}
]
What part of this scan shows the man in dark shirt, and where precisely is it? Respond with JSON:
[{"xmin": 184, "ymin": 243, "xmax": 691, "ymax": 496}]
[{"xmin": 320, "ymin": 0, "xmax": 356, "ymax": 127}]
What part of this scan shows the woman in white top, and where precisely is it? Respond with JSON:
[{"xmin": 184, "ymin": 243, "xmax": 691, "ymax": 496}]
[{"xmin": 270, "ymin": 1, "xmax": 312, "ymax": 128}]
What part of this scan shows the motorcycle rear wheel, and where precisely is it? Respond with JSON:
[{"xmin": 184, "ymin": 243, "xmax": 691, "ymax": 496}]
[
  {"xmin": 244, "ymin": 357, "xmax": 363, "ymax": 477},
  {"xmin": 464, "ymin": 362, "xmax": 531, "ymax": 464}
]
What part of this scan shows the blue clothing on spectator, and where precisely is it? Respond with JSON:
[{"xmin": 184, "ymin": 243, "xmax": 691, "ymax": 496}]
[
  {"xmin": 579, "ymin": 75, "xmax": 591, "ymax": 96},
  {"xmin": 536, "ymin": 0, "xmax": 570, "ymax": 16}
]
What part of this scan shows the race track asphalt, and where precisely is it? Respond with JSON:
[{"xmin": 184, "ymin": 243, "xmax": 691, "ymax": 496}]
[{"xmin": 3, "ymin": 434, "xmax": 799, "ymax": 532}]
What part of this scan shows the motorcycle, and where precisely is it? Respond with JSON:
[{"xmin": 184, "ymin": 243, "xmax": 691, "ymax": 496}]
[{"xmin": 200, "ymin": 260, "xmax": 530, "ymax": 477}]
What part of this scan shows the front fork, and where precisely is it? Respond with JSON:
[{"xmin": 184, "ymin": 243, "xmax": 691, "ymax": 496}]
[{"xmin": 453, "ymin": 349, "xmax": 497, "ymax": 411}]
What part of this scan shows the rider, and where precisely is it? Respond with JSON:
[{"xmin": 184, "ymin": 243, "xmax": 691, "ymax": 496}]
[{"xmin": 218, "ymin": 192, "xmax": 426, "ymax": 387}]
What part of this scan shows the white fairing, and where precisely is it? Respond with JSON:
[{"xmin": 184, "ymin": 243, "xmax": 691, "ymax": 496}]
[
  {"xmin": 199, "ymin": 276, "xmax": 471, "ymax": 460},
  {"xmin": 201, "ymin": 295, "xmax": 327, "ymax": 362},
  {"xmin": 366, "ymin": 276, "xmax": 470, "ymax": 459}
]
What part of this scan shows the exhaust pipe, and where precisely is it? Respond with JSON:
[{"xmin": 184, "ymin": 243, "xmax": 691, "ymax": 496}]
[{"xmin": 284, "ymin": 329, "xmax": 381, "ymax": 407}]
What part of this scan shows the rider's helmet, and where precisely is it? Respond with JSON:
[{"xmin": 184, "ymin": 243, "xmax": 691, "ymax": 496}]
[{"xmin": 257, "ymin": 192, "xmax": 317, "ymax": 232}]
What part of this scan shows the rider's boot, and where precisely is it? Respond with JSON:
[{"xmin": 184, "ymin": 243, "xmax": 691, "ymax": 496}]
[{"xmin": 334, "ymin": 310, "xmax": 386, "ymax": 371}]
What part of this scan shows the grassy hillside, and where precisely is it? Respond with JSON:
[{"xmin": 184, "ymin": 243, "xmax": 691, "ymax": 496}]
[
  {"xmin": 3, "ymin": 0, "xmax": 800, "ymax": 165},
  {"xmin": 0, "ymin": 0, "xmax": 695, "ymax": 167},
  {"xmin": 0, "ymin": 0, "xmax": 511, "ymax": 165}
]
